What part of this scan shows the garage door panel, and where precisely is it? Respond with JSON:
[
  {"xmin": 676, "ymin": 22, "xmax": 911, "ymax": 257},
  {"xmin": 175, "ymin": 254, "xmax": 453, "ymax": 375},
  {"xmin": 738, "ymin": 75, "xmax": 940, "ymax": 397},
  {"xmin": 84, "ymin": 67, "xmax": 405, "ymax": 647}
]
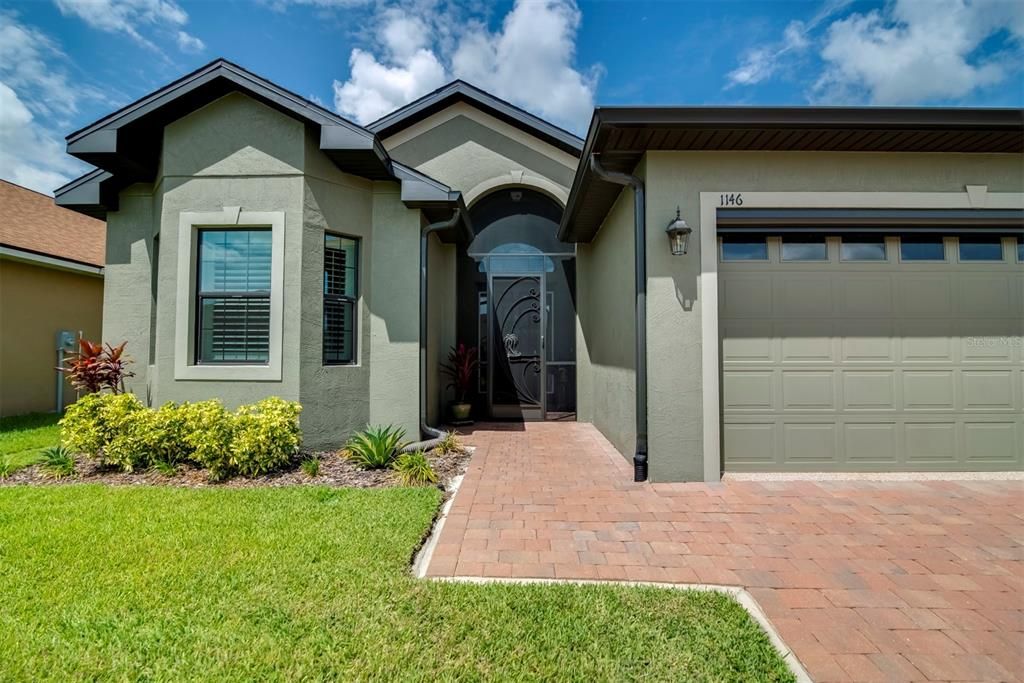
[
  {"xmin": 898, "ymin": 275, "xmax": 952, "ymax": 317},
  {"xmin": 722, "ymin": 237, "xmax": 1020, "ymax": 472},
  {"xmin": 839, "ymin": 319, "xmax": 896, "ymax": 362},
  {"xmin": 840, "ymin": 275, "xmax": 894, "ymax": 316},
  {"xmin": 774, "ymin": 275, "xmax": 833, "ymax": 316},
  {"xmin": 900, "ymin": 319, "xmax": 956, "ymax": 363},
  {"xmin": 782, "ymin": 371, "xmax": 835, "ymax": 410},
  {"xmin": 962, "ymin": 371, "xmax": 1015, "ymax": 411},
  {"xmin": 843, "ymin": 423, "xmax": 899, "ymax": 464},
  {"xmin": 723, "ymin": 371, "xmax": 775, "ymax": 411},
  {"xmin": 721, "ymin": 319, "xmax": 774, "ymax": 363},
  {"xmin": 964, "ymin": 422, "xmax": 1019, "ymax": 464},
  {"xmin": 843, "ymin": 371, "xmax": 897, "ymax": 410},
  {"xmin": 903, "ymin": 371, "xmax": 956, "ymax": 410},
  {"xmin": 778, "ymin": 320, "xmax": 834, "ymax": 362}
]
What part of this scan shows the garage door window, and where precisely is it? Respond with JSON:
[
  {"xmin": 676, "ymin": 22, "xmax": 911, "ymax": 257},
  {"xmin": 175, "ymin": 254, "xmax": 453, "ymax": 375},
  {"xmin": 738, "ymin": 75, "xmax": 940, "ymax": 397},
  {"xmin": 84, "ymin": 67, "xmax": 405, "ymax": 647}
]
[
  {"xmin": 900, "ymin": 236, "xmax": 945, "ymax": 262},
  {"xmin": 840, "ymin": 237, "xmax": 887, "ymax": 261},
  {"xmin": 721, "ymin": 237, "xmax": 768, "ymax": 261},
  {"xmin": 959, "ymin": 237, "xmax": 1003, "ymax": 262},
  {"xmin": 782, "ymin": 236, "xmax": 828, "ymax": 261}
]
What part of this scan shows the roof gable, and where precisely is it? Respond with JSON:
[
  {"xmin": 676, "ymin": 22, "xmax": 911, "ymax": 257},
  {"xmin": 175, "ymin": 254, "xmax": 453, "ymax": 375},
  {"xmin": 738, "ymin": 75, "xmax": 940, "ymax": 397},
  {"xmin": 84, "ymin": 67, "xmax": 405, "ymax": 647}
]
[{"xmin": 367, "ymin": 80, "xmax": 584, "ymax": 157}]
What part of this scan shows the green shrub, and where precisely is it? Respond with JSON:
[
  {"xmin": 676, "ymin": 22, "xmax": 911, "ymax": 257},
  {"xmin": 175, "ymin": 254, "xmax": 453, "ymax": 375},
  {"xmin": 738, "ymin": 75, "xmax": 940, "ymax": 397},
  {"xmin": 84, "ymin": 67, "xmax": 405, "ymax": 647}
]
[
  {"xmin": 230, "ymin": 397, "xmax": 302, "ymax": 477},
  {"xmin": 0, "ymin": 456, "xmax": 11, "ymax": 479},
  {"xmin": 393, "ymin": 451, "xmax": 438, "ymax": 486},
  {"xmin": 40, "ymin": 445, "xmax": 75, "ymax": 479},
  {"xmin": 60, "ymin": 392, "xmax": 108, "ymax": 457},
  {"xmin": 179, "ymin": 400, "xmax": 235, "ymax": 480},
  {"xmin": 343, "ymin": 425, "xmax": 406, "ymax": 469},
  {"xmin": 436, "ymin": 431, "xmax": 463, "ymax": 455},
  {"xmin": 103, "ymin": 404, "xmax": 157, "ymax": 472},
  {"xmin": 300, "ymin": 457, "xmax": 320, "ymax": 477}
]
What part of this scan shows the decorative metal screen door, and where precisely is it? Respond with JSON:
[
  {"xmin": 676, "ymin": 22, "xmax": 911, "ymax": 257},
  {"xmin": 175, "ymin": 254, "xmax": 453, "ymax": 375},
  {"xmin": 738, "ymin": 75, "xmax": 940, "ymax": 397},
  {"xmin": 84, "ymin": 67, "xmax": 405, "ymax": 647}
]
[{"xmin": 488, "ymin": 274, "xmax": 545, "ymax": 420}]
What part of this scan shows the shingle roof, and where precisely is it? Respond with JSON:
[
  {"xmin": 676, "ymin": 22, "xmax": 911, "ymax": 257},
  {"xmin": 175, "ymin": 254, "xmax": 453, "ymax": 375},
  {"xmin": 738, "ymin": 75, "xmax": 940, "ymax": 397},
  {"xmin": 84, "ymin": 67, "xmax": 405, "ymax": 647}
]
[{"xmin": 0, "ymin": 179, "xmax": 106, "ymax": 267}]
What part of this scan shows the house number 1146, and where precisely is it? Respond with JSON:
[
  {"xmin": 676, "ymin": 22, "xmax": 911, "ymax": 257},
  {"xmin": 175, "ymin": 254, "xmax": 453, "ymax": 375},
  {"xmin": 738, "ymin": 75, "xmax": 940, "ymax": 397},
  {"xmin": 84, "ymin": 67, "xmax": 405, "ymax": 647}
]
[{"xmin": 719, "ymin": 193, "xmax": 743, "ymax": 206}]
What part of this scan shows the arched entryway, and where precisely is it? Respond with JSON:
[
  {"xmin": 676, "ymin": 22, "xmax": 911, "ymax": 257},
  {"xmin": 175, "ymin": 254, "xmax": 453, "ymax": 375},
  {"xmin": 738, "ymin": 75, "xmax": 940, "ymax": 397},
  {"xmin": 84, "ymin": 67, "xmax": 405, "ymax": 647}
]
[{"xmin": 457, "ymin": 188, "xmax": 576, "ymax": 420}]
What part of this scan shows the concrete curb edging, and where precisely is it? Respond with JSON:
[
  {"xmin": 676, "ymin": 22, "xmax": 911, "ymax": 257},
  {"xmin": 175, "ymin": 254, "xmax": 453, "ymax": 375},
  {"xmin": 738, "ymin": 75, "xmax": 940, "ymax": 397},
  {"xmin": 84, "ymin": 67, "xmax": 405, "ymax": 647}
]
[{"xmin": 410, "ymin": 447, "xmax": 813, "ymax": 683}]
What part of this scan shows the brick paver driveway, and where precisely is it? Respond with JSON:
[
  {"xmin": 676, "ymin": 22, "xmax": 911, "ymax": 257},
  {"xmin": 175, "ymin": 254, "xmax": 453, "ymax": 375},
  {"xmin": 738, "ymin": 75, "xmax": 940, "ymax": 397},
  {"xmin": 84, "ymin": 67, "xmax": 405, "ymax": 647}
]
[{"xmin": 427, "ymin": 422, "xmax": 1023, "ymax": 682}]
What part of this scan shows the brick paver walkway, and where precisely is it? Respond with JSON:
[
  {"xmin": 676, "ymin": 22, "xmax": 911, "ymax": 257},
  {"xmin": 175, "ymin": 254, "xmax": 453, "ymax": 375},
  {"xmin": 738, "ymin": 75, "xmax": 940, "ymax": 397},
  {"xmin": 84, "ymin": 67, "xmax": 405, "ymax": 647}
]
[{"xmin": 427, "ymin": 422, "xmax": 1024, "ymax": 682}]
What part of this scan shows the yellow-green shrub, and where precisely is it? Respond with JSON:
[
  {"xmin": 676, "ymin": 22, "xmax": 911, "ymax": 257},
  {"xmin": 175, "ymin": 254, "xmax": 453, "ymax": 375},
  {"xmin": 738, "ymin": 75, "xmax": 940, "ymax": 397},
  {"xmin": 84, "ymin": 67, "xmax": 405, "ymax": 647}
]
[
  {"xmin": 61, "ymin": 392, "xmax": 145, "ymax": 465},
  {"xmin": 230, "ymin": 397, "xmax": 302, "ymax": 477},
  {"xmin": 179, "ymin": 400, "xmax": 235, "ymax": 480},
  {"xmin": 103, "ymin": 406, "xmax": 156, "ymax": 472}
]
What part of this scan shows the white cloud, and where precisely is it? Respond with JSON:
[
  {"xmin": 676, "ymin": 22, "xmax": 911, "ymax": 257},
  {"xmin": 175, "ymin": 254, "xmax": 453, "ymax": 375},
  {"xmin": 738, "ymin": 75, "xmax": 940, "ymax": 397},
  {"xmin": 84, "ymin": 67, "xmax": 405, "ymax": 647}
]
[
  {"xmin": 54, "ymin": 0, "xmax": 203, "ymax": 54},
  {"xmin": 176, "ymin": 30, "xmax": 205, "ymax": 53},
  {"xmin": 332, "ymin": 0, "xmax": 599, "ymax": 131},
  {"xmin": 815, "ymin": 0, "xmax": 1024, "ymax": 103},
  {"xmin": 727, "ymin": 0, "xmax": 852, "ymax": 87},
  {"xmin": 0, "ymin": 82, "xmax": 87, "ymax": 195},
  {"xmin": 0, "ymin": 12, "xmax": 82, "ymax": 117}
]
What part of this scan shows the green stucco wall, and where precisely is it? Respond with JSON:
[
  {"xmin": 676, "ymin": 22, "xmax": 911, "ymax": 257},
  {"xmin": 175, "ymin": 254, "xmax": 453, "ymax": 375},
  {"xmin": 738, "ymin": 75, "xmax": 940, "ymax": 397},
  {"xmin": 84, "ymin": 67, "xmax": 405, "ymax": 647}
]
[
  {"xmin": 100, "ymin": 92, "xmax": 430, "ymax": 450},
  {"xmin": 642, "ymin": 151, "xmax": 1024, "ymax": 481},
  {"xmin": 576, "ymin": 178, "xmax": 639, "ymax": 460}
]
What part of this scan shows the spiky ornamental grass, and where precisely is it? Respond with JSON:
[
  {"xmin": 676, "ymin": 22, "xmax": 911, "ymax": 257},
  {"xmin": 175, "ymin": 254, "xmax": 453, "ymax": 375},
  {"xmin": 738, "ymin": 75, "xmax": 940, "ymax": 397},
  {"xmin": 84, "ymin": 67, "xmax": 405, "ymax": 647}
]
[{"xmin": 0, "ymin": 486, "xmax": 794, "ymax": 683}]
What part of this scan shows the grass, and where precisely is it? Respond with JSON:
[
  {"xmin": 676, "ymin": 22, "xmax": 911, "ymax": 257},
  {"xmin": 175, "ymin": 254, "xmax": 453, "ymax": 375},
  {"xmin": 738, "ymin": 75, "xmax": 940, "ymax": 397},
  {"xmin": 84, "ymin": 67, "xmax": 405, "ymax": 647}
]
[
  {"xmin": 0, "ymin": 412, "xmax": 61, "ymax": 472},
  {"xmin": 0, "ymin": 486, "xmax": 793, "ymax": 682}
]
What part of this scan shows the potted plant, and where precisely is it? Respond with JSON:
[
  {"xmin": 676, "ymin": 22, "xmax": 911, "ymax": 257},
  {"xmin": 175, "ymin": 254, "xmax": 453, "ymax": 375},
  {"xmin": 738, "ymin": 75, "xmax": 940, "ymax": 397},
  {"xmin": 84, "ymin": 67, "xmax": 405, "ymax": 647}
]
[{"xmin": 441, "ymin": 343, "xmax": 478, "ymax": 422}]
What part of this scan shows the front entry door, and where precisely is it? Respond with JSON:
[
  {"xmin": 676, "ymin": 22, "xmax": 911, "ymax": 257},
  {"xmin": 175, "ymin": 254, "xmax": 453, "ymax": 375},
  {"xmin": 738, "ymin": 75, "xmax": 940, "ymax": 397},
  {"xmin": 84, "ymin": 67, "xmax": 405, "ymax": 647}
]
[{"xmin": 489, "ymin": 274, "xmax": 545, "ymax": 420}]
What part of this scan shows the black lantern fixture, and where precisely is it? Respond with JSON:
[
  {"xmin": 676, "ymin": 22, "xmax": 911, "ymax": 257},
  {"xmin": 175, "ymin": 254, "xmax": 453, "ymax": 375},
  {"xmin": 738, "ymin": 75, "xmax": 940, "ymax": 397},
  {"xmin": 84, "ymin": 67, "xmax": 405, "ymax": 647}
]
[{"xmin": 665, "ymin": 207, "xmax": 692, "ymax": 256}]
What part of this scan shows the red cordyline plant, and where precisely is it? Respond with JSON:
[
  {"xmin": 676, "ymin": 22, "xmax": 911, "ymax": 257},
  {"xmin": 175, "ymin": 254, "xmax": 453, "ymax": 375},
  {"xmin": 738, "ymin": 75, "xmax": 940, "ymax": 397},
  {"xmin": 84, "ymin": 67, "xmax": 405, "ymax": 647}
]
[
  {"xmin": 441, "ymin": 343, "xmax": 478, "ymax": 403},
  {"xmin": 58, "ymin": 339, "xmax": 136, "ymax": 394}
]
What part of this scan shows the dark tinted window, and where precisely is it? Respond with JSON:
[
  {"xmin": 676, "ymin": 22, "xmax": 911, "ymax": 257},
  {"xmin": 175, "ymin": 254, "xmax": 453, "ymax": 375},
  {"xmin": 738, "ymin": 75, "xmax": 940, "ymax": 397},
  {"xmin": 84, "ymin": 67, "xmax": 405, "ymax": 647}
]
[
  {"xmin": 721, "ymin": 237, "xmax": 768, "ymax": 261},
  {"xmin": 900, "ymin": 236, "xmax": 945, "ymax": 261},
  {"xmin": 323, "ymin": 234, "xmax": 358, "ymax": 365},
  {"xmin": 781, "ymin": 236, "xmax": 827, "ymax": 261},
  {"xmin": 196, "ymin": 229, "xmax": 271, "ymax": 364},
  {"xmin": 840, "ymin": 237, "xmax": 886, "ymax": 261},
  {"xmin": 1017, "ymin": 237, "xmax": 1023, "ymax": 262},
  {"xmin": 959, "ymin": 237, "xmax": 1003, "ymax": 261}
]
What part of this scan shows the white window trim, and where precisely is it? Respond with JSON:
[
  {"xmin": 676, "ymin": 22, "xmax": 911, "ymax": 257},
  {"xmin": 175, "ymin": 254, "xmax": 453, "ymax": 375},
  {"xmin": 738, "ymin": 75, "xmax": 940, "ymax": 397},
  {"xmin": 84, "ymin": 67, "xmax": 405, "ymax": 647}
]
[
  {"xmin": 174, "ymin": 207, "xmax": 285, "ymax": 381},
  {"xmin": 699, "ymin": 187, "xmax": 1024, "ymax": 482}
]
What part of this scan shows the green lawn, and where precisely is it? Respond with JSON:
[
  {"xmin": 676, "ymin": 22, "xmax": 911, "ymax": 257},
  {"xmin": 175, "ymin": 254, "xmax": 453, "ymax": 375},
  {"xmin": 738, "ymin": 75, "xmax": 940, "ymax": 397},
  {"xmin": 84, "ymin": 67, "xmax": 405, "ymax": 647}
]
[
  {"xmin": 0, "ymin": 412, "xmax": 61, "ymax": 471},
  {"xmin": 0, "ymin": 486, "xmax": 793, "ymax": 682}
]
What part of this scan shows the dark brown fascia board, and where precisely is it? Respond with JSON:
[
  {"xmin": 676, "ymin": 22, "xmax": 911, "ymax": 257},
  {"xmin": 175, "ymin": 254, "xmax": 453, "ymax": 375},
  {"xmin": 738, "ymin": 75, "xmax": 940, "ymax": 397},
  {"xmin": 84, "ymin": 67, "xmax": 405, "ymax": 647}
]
[
  {"xmin": 590, "ymin": 105, "xmax": 1024, "ymax": 131},
  {"xmin": 556, "ymin": 106, "xmax": 1024, "ymax": 243},
  {"xmin": 366, "ymin": 80, "xmax": 584, "ymax": 156},
  {"xmin": 53, "ymin": 168, "xmax": 119, "ymax": 218}
]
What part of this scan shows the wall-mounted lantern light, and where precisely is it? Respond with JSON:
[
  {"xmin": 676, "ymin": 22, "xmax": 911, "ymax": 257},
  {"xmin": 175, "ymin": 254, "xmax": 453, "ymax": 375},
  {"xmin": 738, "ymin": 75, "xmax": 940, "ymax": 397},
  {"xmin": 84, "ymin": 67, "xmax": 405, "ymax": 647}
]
[{"xmin": 665, "ymin": 207, "xmax": 692, "ymax": 256}]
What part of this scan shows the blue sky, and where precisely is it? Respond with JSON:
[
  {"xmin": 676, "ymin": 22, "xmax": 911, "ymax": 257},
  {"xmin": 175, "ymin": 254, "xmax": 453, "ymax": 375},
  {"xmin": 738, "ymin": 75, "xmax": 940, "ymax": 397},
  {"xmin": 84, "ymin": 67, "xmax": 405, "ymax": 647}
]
[{"xmin": 2, "ymin": 0, "xmax": 1022, "ymax": 194}]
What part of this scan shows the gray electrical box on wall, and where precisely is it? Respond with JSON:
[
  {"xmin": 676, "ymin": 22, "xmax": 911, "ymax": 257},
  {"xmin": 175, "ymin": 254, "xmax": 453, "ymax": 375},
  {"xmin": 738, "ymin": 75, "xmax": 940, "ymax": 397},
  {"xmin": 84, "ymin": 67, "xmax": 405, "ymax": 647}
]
[{"xmin": 55, "ymin": 330, "xmax": 78, "ymax": 412}]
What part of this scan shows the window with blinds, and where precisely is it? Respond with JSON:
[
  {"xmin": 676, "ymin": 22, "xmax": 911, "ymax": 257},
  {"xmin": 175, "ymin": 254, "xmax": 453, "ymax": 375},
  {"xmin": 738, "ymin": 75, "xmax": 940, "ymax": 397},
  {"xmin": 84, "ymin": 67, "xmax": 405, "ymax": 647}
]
[
  {"xmin": 196, "ymin": 229, "xmax": 272, "ymax": 364},
  {"xmin": 323, "ymin": 234, "xmax": 358, "ymax": 365}
]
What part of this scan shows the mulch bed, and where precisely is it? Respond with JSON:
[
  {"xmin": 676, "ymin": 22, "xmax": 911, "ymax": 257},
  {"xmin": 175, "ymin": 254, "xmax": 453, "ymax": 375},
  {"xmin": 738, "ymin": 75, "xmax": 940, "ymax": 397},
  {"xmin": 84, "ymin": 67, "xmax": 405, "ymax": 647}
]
[{"xmin": 0, "ymin": 447, "xmax": 472, "ymax": 490}]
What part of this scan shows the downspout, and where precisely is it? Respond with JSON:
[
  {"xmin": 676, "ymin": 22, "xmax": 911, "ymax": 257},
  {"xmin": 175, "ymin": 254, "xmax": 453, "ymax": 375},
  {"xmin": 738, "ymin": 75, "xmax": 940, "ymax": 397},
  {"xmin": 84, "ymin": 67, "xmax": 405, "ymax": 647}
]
[
  {"xmin": 403, "ymin": 209, "xmax": 463, "ymax": 453},
  {"xmin": 589, "ymin": 154, "xmax": 648, "ymax": 482}
]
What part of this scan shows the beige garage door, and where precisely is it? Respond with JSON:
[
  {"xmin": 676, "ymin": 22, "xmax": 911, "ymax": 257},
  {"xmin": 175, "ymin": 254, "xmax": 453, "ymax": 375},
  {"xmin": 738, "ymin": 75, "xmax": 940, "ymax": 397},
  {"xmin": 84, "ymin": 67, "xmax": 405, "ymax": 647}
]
[{"xmin": 720, "ymin": 234, "xmax": 1023, "ymax": 472}]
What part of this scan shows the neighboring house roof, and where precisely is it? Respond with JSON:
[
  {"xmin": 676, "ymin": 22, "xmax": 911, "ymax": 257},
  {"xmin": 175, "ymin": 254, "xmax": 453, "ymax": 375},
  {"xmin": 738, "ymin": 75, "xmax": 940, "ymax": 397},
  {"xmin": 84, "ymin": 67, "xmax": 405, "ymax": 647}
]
[
  {"xmin": 0, "ymin": 179, "xmax": 106, "ymax": 268},
  {"xmin": 560, "ymin": 106, "xmax": 1024, "ymax": 242},
  {"xmin": 54, "ymin": 58, "xmax": 470, "ymax": 241},
  {"xmin": 367, "ymin": 80, "xmax": 584, "ymax": 157}
]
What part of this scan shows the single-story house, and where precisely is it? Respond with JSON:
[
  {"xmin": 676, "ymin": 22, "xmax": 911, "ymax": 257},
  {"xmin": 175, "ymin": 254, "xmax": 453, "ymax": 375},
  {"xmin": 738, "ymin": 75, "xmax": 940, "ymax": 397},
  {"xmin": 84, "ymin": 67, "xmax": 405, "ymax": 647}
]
[
  {"xmin": 55, "ymin": 59, "xmax": 1023, "ymax": 481},
  {"xmin": 0, "ymin": 180, "xmax": 105, "ymax": 417}
]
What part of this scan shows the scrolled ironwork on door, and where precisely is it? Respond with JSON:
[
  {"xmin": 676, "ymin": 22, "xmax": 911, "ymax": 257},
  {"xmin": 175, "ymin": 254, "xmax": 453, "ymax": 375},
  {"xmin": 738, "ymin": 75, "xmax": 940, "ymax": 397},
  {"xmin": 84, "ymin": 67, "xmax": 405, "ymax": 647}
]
[{"xmin": 494, "ymin": 277, "xmax": 542, "ymax": 406}]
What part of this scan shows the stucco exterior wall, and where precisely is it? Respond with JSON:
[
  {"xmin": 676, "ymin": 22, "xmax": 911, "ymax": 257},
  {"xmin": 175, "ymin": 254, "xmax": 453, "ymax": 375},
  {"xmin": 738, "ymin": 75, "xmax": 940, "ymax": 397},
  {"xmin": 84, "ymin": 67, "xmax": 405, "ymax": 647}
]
[
  {"xmin": 575, "ymin": 173, "xmax": 640, "ymax": 459},
  {"xmin": 99, "ymin": 91, "xmax": 427, "ymax": 450},
  {"xmin": 641, "ymin": 151, "xmax": 1024, "ymax": 481},
  {"xmin": 382, "ymin": 105, "xmax": 577, "ymax": 206},
  {"xmin": 0, "ymin": 260, "xmax": 103, "ymax": 416}
]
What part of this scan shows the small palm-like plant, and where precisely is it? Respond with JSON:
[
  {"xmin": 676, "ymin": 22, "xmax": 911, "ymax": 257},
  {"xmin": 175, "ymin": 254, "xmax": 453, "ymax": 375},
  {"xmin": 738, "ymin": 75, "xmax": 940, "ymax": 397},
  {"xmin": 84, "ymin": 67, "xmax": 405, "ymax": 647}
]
[
  {"xmin": 0, "ymin": 456, "xmax": 12, "ymax": 479},
  {"xmin": 342, "ymin": 425, "xmax": 406, "ymax": 469},
  {"xmin": 301, "ymin": 457, "xmax": 320, "ymax": 477},
  {"xmin": 441, "ymin": 344, "xmax": 478, "ymax": 404},
  {"xmin": 436, "ymin": 431, "xmax": 463, "ymax": 455},
  {"xmin": 393, "ymin": 451, "xmax": 438, "ymax": 486},
  {"xmin": 58, "ymin": 339, "xmax": 135, "ymax": 394},
  {"xmin": 151, "ymin": 459, "xmax": 178, "ymax": 477},
  {"xmin": 40, "ymin": 445, "xmax": 76, "ymax": 479}
]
